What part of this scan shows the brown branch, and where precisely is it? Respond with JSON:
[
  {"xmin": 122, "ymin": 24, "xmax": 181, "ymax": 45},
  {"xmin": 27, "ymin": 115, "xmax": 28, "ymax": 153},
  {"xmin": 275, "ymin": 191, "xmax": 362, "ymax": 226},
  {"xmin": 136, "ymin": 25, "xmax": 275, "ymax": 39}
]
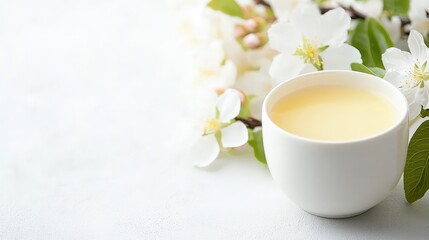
[
  {"xmin": 253, "ymin": 0, "xmax": 270, "ymax": 7},
  {"xmin": 236, "ymin": 117, "xmax": 262, "ymax": 129},
  {"xmin": 321, "ymin": 5, "xmax": 412, "ymax": 27},
  {"xmin": 254, "ymin": 0, "xmax": 415, "ymax": 28}
]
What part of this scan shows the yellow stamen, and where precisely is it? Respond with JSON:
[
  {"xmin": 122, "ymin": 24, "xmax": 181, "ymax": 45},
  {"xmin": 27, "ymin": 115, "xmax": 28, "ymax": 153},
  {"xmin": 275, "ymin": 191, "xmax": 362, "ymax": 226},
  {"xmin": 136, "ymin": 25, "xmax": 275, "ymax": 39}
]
[
  {"xmin": 204, "ymin": 118, "xmax": 221, "ymax": 135},
  {"xmin": 294, "ymin": 37, "xmax": 324, "ymax": 70},
  {"xmin": 407, "ymin": 64, "xmax": 427, "ymax": 88}
]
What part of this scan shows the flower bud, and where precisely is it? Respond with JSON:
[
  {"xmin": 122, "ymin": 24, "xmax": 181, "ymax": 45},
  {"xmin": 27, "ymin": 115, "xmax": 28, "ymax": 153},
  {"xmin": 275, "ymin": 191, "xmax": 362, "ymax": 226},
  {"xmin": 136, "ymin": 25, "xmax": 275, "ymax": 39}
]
[
  {"xmin": 215, "ymin": 88, "xmax": 225, "ymax": 95},
  {"xmin": 244, "ymin": 19, "xmax": 259, "ymax": 32},
  {"xmin": 234, "ymin": 25, "xmax": 247, "ymax": 38},
  {"xmin": 243, "ymin": 33, "xmax": 261, "ymax": 49},
  {"xmin": 241, "ymin": 5, "xmax": 252, "ymax": 18},
  {"xmin": 254, "ymin": 5, "xmax": 266, "ymax": 17}
]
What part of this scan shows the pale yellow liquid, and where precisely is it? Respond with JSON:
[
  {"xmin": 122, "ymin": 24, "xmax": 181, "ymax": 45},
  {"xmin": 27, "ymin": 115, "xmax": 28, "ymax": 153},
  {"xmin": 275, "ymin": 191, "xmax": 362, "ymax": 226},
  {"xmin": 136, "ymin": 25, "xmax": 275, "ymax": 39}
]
[{"xmin": 270, "ymin": 86, "xmax": 397, "ymax": 141}]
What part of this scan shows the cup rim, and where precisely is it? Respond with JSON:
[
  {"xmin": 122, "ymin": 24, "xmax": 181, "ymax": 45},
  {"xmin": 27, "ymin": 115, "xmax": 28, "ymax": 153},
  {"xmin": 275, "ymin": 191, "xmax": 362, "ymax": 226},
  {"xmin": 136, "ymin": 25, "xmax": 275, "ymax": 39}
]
[{"xmin": 262, "ymin": 70, "xmax": 409, "ymax": 145}]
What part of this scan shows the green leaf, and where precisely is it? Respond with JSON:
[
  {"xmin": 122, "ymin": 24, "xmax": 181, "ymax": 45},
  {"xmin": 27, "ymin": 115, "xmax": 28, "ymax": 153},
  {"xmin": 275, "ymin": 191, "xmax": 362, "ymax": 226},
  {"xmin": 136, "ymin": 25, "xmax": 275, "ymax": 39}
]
[
  {"xmin": 369, "ymin": 67, "xmax": 386, "ymax": 78},
  {"xmin": 383, "ymin": 0, "xmax": 410, "ymax": 17},
  {"xmin": 351, "ymin": 63, "xmax": 386, "ymax": 78},
  {"xmin": 207, "ymin": 0, "xmax": 245, "ymax": 19},
  {"xmin": 351, "ymin": 63, "xmax": 375, "ymax": 75},
  {"xmin": 350, "ymin": 18, "xmax": 394, "ymax": 68},
  {"xmin": 351, "ymin": 20, "xmax": 372, "ymax": 66},
  {"xmin": 248, "ymin": 128, "xmax": 267, "ymax": 165},
  {"xmin": 404, "ymin": 120, "xmax": 429, "ymax": 203},
  {"xmin": 367, "ymin": 18, "xmax": 394, "ymax": 68}
]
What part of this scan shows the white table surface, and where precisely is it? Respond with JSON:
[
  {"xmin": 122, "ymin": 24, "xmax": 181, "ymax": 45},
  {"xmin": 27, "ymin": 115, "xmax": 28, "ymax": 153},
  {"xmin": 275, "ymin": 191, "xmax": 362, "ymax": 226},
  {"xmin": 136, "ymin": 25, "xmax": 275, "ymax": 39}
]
[{"xmin": 1, "ymin": 1, "xmax": 429, "ymax": 239}]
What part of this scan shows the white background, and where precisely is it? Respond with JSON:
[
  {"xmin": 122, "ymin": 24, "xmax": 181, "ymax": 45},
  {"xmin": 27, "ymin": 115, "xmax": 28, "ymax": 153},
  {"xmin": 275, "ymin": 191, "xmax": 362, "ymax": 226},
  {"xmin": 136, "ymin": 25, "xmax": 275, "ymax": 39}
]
[{"xmin": 1, "ymin": 0, "xmax": 429, "ymax": 239}]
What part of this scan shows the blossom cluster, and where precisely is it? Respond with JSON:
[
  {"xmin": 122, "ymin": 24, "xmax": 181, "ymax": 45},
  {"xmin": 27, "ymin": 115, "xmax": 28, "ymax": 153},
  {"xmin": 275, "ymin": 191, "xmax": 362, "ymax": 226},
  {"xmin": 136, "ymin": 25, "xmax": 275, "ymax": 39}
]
[{"xmin": 176, "ymin": 0, "xmax": 429, "ymax": 167}]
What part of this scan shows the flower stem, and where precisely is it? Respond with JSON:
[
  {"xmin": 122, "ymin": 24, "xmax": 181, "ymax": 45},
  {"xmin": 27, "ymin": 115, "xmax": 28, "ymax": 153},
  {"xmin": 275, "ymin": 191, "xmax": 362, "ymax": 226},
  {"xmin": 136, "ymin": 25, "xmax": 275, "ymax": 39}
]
[{"xmin": 236, "ymin": 117, "xmax": 262, "ymax": 129}]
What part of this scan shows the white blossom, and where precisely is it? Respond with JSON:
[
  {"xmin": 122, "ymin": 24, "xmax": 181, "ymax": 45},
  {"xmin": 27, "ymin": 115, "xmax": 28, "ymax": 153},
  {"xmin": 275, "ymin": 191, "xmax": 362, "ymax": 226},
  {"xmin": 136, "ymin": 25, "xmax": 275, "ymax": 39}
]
[
  {"xmin": 177, "ymin": 2, "xmax": 238, "ymax": 47},
  {"xmin": 380, "ymin": 15, "xmax": 402, "ymax": 44},
  {"xmin": 191, "ymin": 89, "xmax": 249, "ymax": 167},
  {"xmin": 234, "ymin": 59, "xmax": 273, "ymax": 119},
  {"xmin": 408, "ymin": 0, "xmax": 429, "ymax": 37},
  {"xmin": 382, "ymin": 30, "xmax": 429, "ymax": 119},
  {"xmin": 268, "ymin": 0, "xmax": 314, "ymax": 20},
  {"xmin": 337, "ymin": 0, "xmax": 383, "ymax": 17},
  {"xmin": 191, "ymin": 41, "xmax": 237, "ymax": 89},
  {"xmin": 268, "ymin": 7, "xmax": 362, "ymax": 84}
]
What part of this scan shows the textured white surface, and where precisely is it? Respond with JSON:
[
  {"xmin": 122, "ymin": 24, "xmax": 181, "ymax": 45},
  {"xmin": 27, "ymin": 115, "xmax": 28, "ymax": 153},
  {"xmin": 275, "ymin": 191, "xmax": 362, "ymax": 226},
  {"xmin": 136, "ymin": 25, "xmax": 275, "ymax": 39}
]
[{"xmin": 0, "ymin": 1, "xmax": 429, "ymax": 239}]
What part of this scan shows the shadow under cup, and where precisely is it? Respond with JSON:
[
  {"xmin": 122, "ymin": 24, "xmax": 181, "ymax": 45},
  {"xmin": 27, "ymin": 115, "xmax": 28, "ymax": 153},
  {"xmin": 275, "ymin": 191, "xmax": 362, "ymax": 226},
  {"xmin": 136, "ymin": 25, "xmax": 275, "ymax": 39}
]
[{"xmin": 262, "ymin": 70, "xmax": 409, "ymax": 218}]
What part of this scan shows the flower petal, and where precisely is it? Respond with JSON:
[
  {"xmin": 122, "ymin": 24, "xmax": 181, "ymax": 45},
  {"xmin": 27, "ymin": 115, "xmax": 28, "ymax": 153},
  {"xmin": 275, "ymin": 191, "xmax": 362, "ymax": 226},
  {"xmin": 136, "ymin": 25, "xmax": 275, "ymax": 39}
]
[
  {"xmin": 194, "ymin": 41, "xmax": 225, "ymax": 70},
  {"xmin": 269, "ymin": 54, "xmax": 305, "ymax": 85},
  {"xmin": 408, "ymin": 7, "xmax": 429, "ymax": 41},
  {"xmin": 192, "ymin": 135, "xmax": 220, "ymax": 168},
  {"xmin": 384, "ymin": 70, "xmax": 405, "ymax": 87},
  {"xmin": 408, "ymin": 30, "xmax": 429, "ymax": 67},
  {"xmin": 400, "ymin": 88, "xmax": 422, "ymax": 120},
  {"xmin": 221, "ymin": 121, "xmax": 248, "ymax": 148},
  {"xmin": 320, "ymin": 44, "xmax": 362, "ymax": 70},
  {"xmin": 269, "ymin": 0, "xmax": 291, "ymax": 20},
  {"xmin": 402, "ymin": 87, "xmax": 418, "ymax": 104},
  {"xmin": 268, "ymin": 21, "xmax": 301, "ymax": 54},
  {"xmin": 235, "ymin": 70, "xmax": 271, "ymax": 97},
  {"xmin": 217, "ymin": 89, "xmax": 241, "ymax": 123},
  {"xmin": 414, "ymin": 84, "xmax": 429, "ymax": 106},
  {"xmin": 351, "ymin": 0, "xmax": 383, "ymax": 17},
  {"xmin": 381, "ymin": 48, "xmax": 414, "ymax": 71},
  {"xmin": 300, "ymin": 63, "xmax": 318, "ymax": 74},
  {"xmin": 381, "ymin": 16, "xmax": 401, "ymax": 43},
  {"xmin": 290, "ymin": 5, "xmax": 320, "ymax": 40},
  {"xmin": 409, "ymin": 101, "xmax": 422, "ymax": 120},
  {"xmin": 318, "ymin": 8, "xmax": 351, "ymax": 47},
  {"xmin": 269, "ymin": 0, "xmax": 315, "ymax": 21},
  {"xmin": 250, "ymin": 98, "xmax": 263, "ymax": 120},
  {"xmin": 218, "ymin": 60, "xmax": 237, "ymax": 88},
  {"xmin": 269, "ymin": 0, "xmax": 294, "ymax": 21}
]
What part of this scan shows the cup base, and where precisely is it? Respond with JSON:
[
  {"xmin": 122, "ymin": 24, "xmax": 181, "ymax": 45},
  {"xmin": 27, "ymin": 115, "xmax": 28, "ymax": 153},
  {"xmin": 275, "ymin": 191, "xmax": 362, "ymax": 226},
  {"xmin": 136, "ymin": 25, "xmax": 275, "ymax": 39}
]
[{"xmin": 303, "ymin": 208, "xmax": 371, "ymax": 219}]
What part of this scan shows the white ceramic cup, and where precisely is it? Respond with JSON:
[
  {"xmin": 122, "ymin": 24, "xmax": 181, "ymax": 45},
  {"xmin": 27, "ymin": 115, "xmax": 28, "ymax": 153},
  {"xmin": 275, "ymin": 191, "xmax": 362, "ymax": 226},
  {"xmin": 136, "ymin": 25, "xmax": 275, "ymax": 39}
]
[{"xmin": 262, "ymin": 70, "xmax": 409, "ymax": 218}]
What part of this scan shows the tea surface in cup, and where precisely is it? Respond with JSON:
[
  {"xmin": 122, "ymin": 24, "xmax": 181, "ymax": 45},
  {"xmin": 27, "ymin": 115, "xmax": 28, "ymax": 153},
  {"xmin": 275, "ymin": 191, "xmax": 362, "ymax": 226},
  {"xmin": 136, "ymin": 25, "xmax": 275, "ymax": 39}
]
[{"xmin": 270, "ymin": 86, "xmax": 397, "ymax": 141}]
